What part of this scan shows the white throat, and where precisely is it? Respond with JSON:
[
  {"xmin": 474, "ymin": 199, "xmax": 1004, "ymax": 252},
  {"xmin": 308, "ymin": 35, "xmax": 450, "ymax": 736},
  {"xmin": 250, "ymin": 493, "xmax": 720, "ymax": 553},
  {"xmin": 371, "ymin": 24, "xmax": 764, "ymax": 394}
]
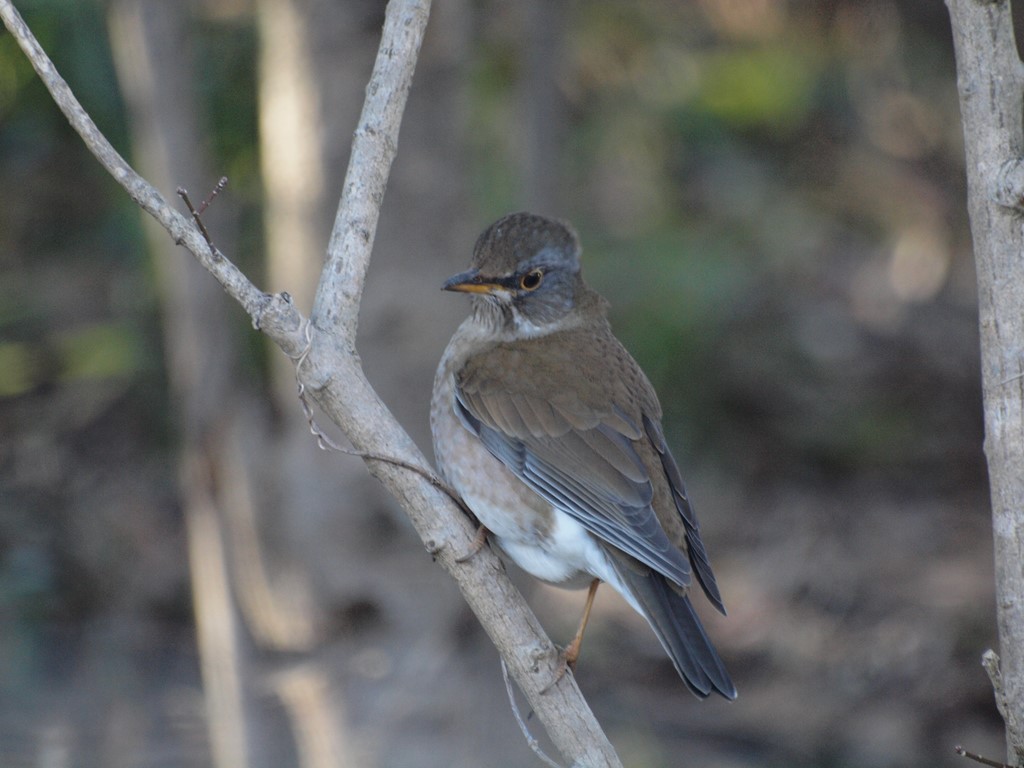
[{"xmin": 468, "ymin": 296, "xmax": 573, "ymax": 341}]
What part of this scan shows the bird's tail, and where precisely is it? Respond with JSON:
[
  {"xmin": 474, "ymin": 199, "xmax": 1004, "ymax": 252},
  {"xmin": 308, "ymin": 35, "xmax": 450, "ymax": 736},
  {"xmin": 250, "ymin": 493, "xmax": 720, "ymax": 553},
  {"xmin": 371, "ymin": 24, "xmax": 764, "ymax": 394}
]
[{"xmin": 611, "ymin": 564, "xmax": 736, "ymax": 700}]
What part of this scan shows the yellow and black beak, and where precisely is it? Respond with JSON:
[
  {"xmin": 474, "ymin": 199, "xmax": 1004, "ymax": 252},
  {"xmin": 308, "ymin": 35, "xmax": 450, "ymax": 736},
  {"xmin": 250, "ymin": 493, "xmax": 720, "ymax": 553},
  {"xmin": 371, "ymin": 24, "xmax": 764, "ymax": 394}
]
[{"xmin": 441, "ymin": 268, "xmax": 512, "ymax": 295}]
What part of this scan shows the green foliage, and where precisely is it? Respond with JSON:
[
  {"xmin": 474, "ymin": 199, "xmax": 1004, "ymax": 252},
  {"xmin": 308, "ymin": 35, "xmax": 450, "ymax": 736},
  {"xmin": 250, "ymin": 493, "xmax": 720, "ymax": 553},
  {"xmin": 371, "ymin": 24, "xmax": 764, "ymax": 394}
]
[
  {"xmin": 694, "ymin": 46, "xmax": 820, "ymax": 131},
  {"xmin": 0, "ymin": 342, "xmax": 34, "ymax": 397},
  {"xmin": 56, "ymin": 321, "xmax": 149, "ymax": 383}
]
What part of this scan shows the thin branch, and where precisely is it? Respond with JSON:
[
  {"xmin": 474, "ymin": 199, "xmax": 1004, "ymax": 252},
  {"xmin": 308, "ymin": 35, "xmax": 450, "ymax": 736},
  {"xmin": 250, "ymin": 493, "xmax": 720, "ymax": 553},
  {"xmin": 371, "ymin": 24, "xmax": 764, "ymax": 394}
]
[
  {"xmin": 502, "ymin": 659, "xmax": 565, "ymax": 768},
  {"xmin": 0, "ymin": 0, "xmax": 306, "ymax": 358},
  {"xmin": 290, "ymin": 318, "xmax": 476, "ymax": 522},
  {"xmin": 955, "ymin": 745, "xmax": 1014, "ymax": 768},
  {"xmin": 178, "ymin": 177, "xmax": 229, "ymax": 252},
  {"xmin": 310, "ymin": 0, "xmax": 431, "ymax": 341}
]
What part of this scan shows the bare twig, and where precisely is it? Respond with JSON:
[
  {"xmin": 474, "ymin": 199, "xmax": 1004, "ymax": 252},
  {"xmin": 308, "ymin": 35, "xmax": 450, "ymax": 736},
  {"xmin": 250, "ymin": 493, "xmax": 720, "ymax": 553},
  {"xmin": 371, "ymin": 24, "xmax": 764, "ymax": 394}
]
[
  {"xmin": 196, "ymin": 176, "xmax": 229, "ymax": 216},
  {"xmin": 502, "ymin": 659, "xmax": 564, "ymax": 768},
  {"xmin": 955, "ymin": 745, "xmax": 1015, "ymax": 768},
  {"xmin": 0, "ymin": 1, "xmax": 305, "ymax": 356},
  {"xmin": 177, "ymin": 177, "xmax": 228, "ymax": 252},
  {"xmin": 290, "ymin": 319, "xmax": 475, "ymax": 521}
]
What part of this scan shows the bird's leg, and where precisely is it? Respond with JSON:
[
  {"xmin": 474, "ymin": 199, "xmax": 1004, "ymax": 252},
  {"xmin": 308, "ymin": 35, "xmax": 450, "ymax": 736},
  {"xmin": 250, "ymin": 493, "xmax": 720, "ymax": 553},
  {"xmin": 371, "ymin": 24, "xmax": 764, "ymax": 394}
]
[
  {"xmin": 455, "ymin": 524, "xmax": 491, "ymax": 563},
  {"xmin": 564, "ymin": 578, "xmax": 600, "ymax": 668},
  {"xmin": 542, "ymin": 578, "xmax": 601, "ymax": 693}
]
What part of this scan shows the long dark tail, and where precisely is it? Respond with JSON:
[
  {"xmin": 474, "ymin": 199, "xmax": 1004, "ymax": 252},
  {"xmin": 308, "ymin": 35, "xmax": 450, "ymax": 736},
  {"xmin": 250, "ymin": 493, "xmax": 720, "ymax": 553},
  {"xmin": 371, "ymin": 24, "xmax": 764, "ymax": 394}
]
[{"xmin": 613, "ymin": 565, "xmax": 736, "ymax": 700}]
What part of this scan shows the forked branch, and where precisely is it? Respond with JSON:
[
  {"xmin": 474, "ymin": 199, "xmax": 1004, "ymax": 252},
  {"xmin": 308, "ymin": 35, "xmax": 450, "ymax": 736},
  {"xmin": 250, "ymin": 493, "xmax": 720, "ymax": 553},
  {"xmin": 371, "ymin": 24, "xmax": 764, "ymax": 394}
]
[{"xmin": 0, "ymin": 1, "xmax": 624, "ymax": 765}]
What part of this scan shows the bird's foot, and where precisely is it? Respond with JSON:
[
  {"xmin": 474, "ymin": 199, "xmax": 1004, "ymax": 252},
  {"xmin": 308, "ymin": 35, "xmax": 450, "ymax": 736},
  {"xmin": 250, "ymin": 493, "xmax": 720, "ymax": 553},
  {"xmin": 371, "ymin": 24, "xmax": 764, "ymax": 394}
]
[
  {"xmin": 455, "ymin": 524, "xmax": 490, "ymax": 563},
  {"xmin": 540, "ymin": 644, "xmax": 580, "ymax": 694}
]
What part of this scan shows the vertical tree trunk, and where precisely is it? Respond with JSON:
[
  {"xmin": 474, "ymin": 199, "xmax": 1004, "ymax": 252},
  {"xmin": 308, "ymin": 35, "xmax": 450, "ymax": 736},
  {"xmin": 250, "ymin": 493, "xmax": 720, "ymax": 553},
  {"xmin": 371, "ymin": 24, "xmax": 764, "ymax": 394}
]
[{"xmin": 947, "ymin": 1, "xmax": 1024, "ymax": 763}]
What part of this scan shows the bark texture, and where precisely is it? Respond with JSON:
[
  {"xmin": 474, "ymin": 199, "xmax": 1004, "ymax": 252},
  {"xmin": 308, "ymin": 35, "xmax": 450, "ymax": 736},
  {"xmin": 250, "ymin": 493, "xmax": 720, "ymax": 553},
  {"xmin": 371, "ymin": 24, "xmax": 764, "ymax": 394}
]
[{"xmin": 947, "ymin": 1, "xmax": 1024, "ymax": 763}]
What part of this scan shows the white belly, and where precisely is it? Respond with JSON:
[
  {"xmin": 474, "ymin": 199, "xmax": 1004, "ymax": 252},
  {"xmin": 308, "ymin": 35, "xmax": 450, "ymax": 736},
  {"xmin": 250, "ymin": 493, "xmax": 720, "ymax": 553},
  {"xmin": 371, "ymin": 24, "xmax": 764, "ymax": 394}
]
[{"xmin": 498, "ymin": 513, "xmax": 611, "ymax": 587}]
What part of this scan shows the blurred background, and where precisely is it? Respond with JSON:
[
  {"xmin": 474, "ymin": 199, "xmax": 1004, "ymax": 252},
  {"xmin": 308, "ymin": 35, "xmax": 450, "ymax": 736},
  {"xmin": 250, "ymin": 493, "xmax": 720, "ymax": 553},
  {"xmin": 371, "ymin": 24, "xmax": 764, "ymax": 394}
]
[{"xmin": 0, "ymin": 0, "xmax": 1007, "ymax": 766}]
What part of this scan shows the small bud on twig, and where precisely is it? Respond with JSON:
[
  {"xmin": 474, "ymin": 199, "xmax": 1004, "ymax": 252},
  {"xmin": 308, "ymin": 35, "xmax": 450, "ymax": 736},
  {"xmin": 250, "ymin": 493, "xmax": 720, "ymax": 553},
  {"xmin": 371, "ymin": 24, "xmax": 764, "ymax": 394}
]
[{"xmin": 954, "ymin": 744, "xmax": 1014, "ymax": 768}]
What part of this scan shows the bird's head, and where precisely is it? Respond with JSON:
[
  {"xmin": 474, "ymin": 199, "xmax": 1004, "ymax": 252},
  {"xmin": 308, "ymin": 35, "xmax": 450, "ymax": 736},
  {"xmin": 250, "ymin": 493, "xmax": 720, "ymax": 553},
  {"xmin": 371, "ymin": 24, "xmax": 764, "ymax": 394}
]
[{"xmin": 443, "ymin": 212, "xmax": 592, "ymax": 335}]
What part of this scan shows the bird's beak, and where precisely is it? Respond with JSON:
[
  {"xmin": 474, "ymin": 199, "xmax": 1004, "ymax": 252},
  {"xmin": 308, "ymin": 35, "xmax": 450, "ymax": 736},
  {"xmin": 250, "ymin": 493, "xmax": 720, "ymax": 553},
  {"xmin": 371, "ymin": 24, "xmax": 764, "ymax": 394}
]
[{"xmin": 442, "ymin": 268, "xmax": 506, "ymax": 295}]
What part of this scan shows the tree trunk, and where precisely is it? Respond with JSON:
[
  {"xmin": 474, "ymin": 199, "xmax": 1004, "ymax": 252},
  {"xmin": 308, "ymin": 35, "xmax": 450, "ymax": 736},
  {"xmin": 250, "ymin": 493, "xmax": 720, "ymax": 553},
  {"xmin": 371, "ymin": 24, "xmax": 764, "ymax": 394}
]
[{"xmin": 947, "ymin": 1, "xmax": 1024, "ymax": 763}]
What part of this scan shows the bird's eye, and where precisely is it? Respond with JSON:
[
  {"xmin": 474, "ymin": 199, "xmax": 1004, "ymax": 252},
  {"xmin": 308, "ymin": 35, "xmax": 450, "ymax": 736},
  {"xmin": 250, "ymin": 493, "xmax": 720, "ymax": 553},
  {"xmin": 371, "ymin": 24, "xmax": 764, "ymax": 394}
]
[{"xmin": 519, "ymin": 269, "xmax": 544, "ymax": 291}]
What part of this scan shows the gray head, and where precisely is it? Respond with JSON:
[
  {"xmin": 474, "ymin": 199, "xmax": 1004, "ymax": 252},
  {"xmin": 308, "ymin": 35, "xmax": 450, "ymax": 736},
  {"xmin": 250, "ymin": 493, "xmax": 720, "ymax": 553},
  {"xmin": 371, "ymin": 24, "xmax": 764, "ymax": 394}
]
[{"xmin": 443, "ymin": 212, "xmax": 594, "ymax": 332}]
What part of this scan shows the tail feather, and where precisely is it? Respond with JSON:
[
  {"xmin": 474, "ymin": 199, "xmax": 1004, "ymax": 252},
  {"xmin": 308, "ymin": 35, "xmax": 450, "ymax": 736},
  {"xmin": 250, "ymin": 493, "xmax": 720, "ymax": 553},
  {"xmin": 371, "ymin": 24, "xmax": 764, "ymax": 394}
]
[{"xmin": 612, "ymin": 563, "xmax": 736, "ymax": 700}]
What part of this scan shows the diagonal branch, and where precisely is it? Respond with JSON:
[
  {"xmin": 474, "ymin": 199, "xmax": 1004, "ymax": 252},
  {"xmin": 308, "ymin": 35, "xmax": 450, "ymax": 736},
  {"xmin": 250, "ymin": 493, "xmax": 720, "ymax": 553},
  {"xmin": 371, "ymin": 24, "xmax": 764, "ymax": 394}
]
[
  {"xmin": 0, "ymin": 1, "xmax": 624, "ymax": 765},
  {"xmin": 0, "ymin": 1, "xmax": 305, "ymax": 357}
]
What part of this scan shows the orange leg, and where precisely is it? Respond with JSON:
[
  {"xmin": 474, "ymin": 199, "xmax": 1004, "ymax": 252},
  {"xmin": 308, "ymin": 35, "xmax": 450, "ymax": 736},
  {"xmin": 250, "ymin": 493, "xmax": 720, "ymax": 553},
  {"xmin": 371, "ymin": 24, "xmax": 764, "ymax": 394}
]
[
  {"xmin": 543, "ymin": 579, "xmax": 601, "ymax": 693},
  {"xmin": 564, "ymin": 578, "xmax": 601, "ymax": 669}
]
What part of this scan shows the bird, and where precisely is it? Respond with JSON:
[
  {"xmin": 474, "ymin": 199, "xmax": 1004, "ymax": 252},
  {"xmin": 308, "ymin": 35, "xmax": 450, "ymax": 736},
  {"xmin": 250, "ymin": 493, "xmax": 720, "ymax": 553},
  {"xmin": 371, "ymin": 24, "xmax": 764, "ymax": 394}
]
[{"xmin": 430, "ymin": 212, "xmax": 735, "ymax": 699}]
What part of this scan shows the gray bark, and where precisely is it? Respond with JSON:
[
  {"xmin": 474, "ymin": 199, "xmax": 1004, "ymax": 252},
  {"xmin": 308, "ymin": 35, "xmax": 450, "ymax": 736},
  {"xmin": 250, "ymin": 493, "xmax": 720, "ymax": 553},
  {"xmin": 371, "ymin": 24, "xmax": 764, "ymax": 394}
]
[{"xmin": 947, "ymin": 1, "xmax": 1024, "ymax": 764}]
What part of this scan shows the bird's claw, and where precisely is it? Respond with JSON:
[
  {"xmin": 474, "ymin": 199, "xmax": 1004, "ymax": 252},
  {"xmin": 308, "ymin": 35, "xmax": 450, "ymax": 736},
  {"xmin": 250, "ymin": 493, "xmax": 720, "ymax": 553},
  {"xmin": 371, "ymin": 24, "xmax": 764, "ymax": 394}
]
[
  {"xmin": 455, "ymin": 524, "xmax": 490, "ymax": 563},
  {"xmin": 540, "ymin": 647, "xmax": 577, "ymax": 694}
]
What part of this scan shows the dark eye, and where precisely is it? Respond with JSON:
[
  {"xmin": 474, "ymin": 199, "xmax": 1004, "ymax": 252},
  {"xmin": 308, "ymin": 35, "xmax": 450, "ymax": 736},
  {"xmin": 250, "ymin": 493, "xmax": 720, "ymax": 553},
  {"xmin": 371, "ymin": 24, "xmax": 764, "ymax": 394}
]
[{"xmin": 519, "ymin": 269, "xmax": 544, "ymax": 291}]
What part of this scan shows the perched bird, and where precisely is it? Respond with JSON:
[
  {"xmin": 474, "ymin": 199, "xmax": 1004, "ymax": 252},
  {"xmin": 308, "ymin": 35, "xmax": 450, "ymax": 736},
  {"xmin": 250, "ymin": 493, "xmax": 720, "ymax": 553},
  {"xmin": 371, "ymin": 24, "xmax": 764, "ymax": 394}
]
[{"xmin": 431, "ymin": 212, "xmax": 735, "ymax": 699}]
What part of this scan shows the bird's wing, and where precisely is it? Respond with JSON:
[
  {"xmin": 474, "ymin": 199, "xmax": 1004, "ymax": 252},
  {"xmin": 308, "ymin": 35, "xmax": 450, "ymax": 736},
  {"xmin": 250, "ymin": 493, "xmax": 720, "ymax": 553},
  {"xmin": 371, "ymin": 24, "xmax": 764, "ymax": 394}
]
[
  {"xmin": 454, "ymin": 328, "xmax": 724, "ymax": 611},
  {"xmin": 640, "ymin": 413, "xmax": 724, "ymax": 612}
]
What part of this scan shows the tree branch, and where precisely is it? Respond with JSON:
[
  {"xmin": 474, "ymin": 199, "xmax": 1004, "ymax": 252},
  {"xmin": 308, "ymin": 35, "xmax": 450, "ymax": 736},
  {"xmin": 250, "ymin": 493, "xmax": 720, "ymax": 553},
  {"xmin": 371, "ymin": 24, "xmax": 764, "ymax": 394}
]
[
  {"xmin": 309, "ymin": 0, "xmax": 428, "ymax": 342},
  {"xmin": 0, "ymin": 1, "xmax": 624, "ymax": 764},
  {"xmin": 0, "ymin": 1, "xmax": 306, "ymax": 358},
  {"xmin": 947, "ymin": 1, "xmax": 1024, "ymax": 764}
]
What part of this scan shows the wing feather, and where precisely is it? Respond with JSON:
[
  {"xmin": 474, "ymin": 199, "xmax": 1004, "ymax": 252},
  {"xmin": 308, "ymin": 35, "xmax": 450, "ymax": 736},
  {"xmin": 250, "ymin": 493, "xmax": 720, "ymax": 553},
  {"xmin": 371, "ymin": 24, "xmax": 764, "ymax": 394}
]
[
  {"xmin": 643, "ymin": 415, "xmax": 725, "ymax": 614},
  {"xmin": 453, "ymin": 328, "xmax": 725, "ymax": 610},
  {"xmin": 456, "ymin": 387, "xmax": 694, "ymax": 588}
]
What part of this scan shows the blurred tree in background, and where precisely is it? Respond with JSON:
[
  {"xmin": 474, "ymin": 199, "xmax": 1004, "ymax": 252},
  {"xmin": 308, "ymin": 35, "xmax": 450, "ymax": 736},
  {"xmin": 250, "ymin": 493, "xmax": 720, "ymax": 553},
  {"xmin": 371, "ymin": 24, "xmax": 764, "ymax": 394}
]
[{"xmin": 0, "ymin": 1, "xmax": 1005, "ymax": 766}]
